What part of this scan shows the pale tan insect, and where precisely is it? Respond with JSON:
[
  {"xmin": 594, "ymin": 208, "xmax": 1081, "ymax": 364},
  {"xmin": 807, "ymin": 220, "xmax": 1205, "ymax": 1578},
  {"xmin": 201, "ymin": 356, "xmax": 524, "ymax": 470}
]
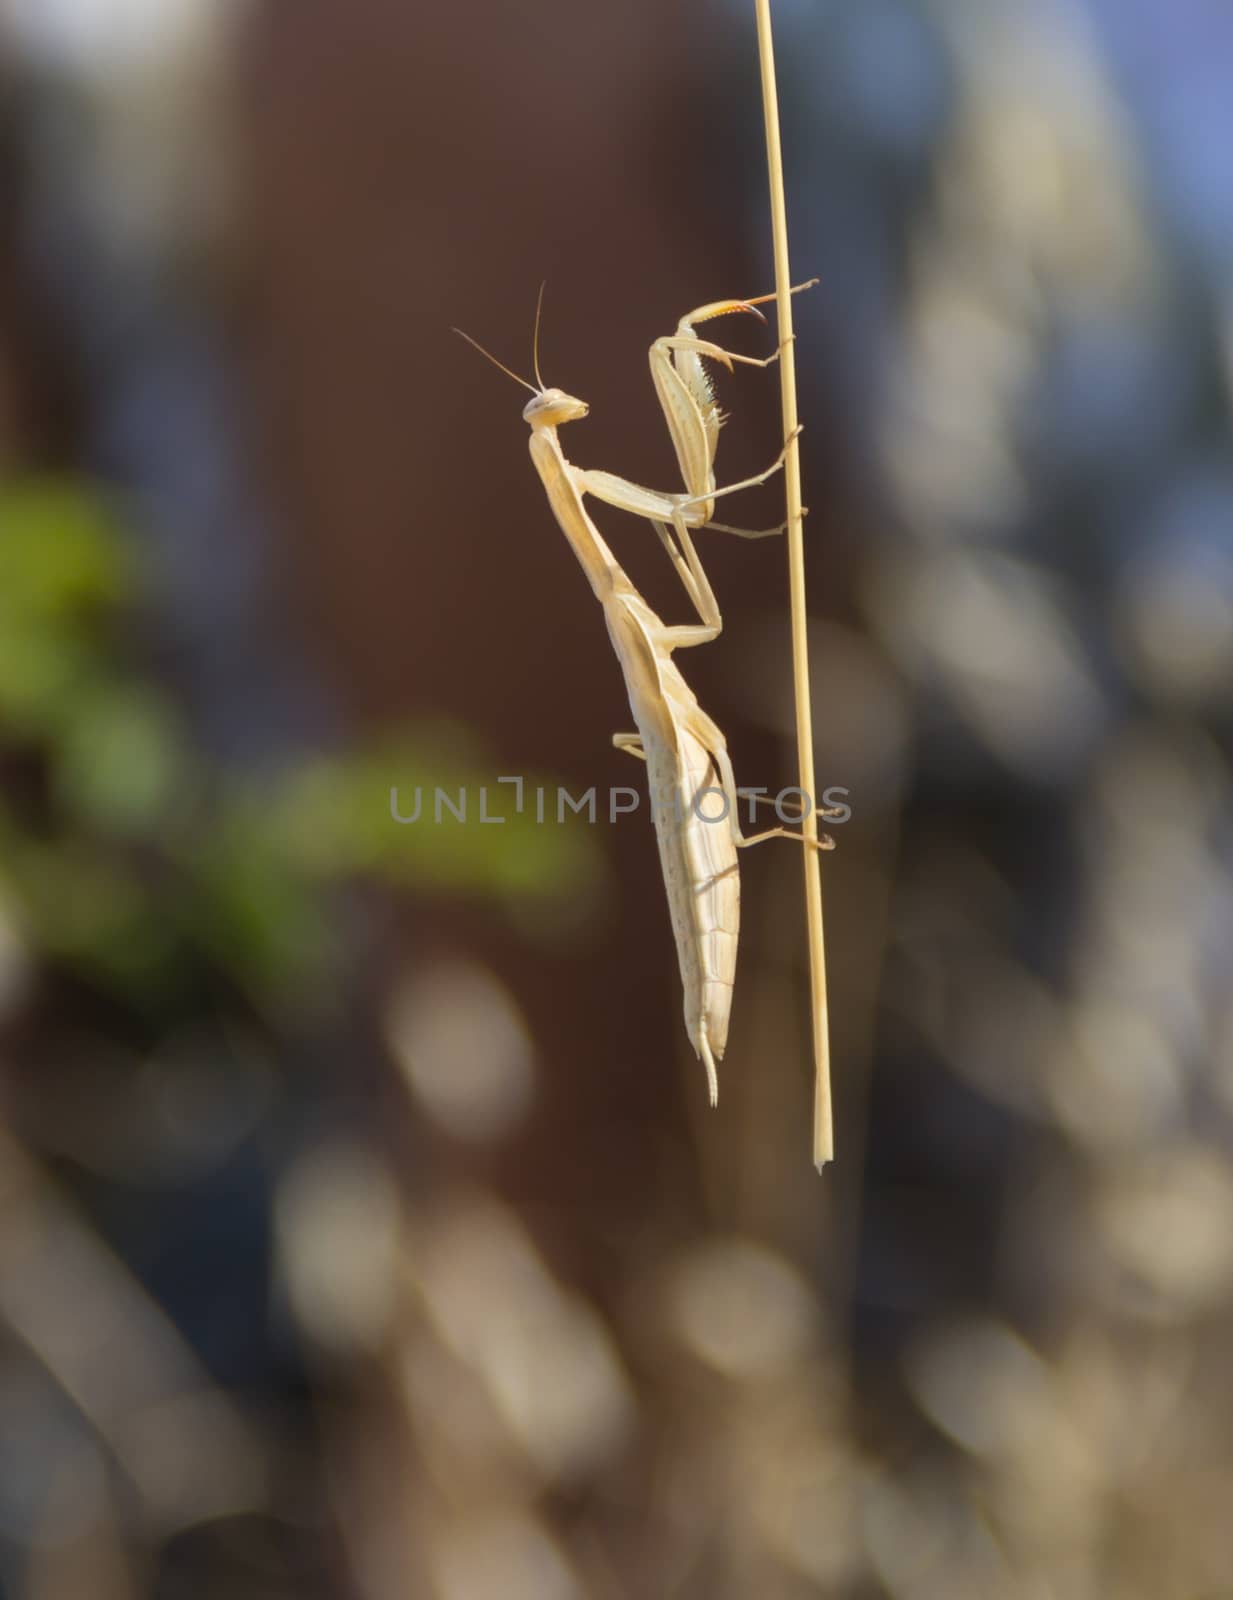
[{"xmin": 456, "ymin": 291, "xmax": 832, "ymax": 1101}]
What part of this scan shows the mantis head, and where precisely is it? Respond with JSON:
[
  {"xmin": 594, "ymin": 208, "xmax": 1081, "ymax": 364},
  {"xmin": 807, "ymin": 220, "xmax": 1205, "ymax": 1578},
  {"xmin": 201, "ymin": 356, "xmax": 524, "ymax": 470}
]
[
  {"xmin": 452, "ymin": 327, "xmax": 587, "ymax": 429},
  {"xmin": 454, "ymin": 283, "xmax": 588, "ymax": 431},
  {"xmin": 522, "ymin": 388, "xmax": 588, "ymax": 428}
]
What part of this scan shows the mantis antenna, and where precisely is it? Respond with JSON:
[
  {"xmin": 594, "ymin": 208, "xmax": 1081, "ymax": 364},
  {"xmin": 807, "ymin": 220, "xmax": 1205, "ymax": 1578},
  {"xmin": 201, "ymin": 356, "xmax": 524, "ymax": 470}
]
[
  {"xmin": 532, "ymin": 280, "xmax": 547, "ymax": 392},
  {"xmin": 452, "ymin": 326, "xmax": 539, "ymax": 395}
]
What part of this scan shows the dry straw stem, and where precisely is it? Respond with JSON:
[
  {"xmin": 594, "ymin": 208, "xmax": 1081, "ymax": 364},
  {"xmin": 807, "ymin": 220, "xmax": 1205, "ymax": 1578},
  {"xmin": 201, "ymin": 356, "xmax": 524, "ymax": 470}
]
[{"xmin": 754, "ymin": 0, "xmax": 833, "ymax": 1167}]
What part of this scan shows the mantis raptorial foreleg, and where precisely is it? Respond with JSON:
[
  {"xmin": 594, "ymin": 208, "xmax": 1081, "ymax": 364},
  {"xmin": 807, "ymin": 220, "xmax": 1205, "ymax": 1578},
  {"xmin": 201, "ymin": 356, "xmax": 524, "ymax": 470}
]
[
  {"xmin": 651, "ymin": 284, "xmax": 816, "ymax": 527},
  {"xmin": 576, "ymin": 281, "xmax": 817, "ymax": 549}
]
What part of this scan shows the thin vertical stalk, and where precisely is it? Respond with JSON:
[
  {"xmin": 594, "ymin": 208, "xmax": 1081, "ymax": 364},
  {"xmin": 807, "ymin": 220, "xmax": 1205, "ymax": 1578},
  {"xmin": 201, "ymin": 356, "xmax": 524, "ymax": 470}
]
[{"xmin": 754, "ymin": 0, "xmax": 833, "ymax": 1167}]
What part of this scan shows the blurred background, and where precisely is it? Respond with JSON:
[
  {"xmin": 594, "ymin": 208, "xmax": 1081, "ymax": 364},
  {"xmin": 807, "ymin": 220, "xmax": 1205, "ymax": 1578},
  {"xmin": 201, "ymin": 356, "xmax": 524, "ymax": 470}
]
[{"xmin": 2, "ymin": 0, "xmax": 1233, "ymax": 1594}]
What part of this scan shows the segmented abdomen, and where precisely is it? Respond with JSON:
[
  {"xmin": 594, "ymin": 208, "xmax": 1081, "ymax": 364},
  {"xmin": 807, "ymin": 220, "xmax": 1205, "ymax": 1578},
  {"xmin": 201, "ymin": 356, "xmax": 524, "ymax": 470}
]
[{"xmin": 642, "ymin": 721, "xmax": 739, "ymax": 1066}]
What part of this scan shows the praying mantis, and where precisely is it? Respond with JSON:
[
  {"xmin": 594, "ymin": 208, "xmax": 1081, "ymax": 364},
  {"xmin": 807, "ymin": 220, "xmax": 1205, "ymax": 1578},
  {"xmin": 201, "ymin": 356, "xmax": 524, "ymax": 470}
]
[{"xmin": 456, "ymin": 287, "xmax": 837, "ymax": 1102}]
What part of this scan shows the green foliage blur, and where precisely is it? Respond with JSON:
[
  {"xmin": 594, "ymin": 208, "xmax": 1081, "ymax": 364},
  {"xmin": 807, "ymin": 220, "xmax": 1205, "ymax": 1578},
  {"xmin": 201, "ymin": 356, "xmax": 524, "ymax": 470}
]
[{"xmin": 0, "ymin": 479, "xmax": 600, "ymax": 1015}]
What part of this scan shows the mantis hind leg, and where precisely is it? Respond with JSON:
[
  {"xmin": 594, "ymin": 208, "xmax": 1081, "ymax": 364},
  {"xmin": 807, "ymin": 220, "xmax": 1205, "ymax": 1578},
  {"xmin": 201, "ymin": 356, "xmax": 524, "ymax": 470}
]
[
  {"xmin": 739, "ymin": 825, "xmax": 834, "ymax": 853},
  {"xmin": 708, "ymin": 743, "xmax": 836, "ymax": 850}
]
